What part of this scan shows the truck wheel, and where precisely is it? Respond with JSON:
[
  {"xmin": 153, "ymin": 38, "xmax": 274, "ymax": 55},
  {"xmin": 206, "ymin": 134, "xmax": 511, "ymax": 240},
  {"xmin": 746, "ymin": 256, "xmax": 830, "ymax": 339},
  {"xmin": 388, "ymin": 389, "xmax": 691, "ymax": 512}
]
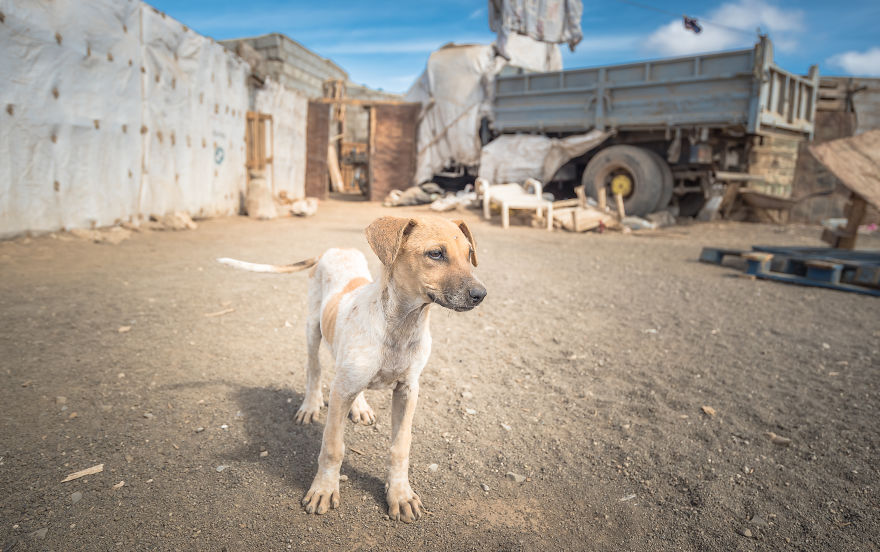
[
  {"xmin": 582, "ymin": 145, "xmax": 663, "ymax": 217},
  {"xmin": 643, "ymin": 150, "xmax": 674, "ymax": 212}
]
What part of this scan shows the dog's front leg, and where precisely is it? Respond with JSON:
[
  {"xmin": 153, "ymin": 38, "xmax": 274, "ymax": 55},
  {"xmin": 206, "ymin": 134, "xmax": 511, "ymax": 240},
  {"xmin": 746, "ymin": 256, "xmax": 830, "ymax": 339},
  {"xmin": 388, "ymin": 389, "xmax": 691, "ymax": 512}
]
[
  {"xmin": 385, "ymin": 381, "xmax": 423, "ymax": 522},
  {"xmin": 302, "ymin": 383, "xmax": 356, "ymax": 514}
]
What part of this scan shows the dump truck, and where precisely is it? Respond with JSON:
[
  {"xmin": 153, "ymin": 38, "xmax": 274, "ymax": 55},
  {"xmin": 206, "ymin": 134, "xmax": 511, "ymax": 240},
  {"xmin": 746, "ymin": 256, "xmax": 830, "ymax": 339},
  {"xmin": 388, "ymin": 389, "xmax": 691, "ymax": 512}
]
[{"xmin": 490, "ymin": 37, "xmax": 819, "ymax": 217}]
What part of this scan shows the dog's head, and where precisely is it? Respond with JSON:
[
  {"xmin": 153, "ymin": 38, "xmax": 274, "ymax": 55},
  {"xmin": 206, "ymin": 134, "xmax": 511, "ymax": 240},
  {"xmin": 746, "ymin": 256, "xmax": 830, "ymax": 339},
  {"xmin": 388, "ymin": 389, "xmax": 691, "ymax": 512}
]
[{"xmin": 366, "ymin": 216, "xmax": 486, "ymax": 311}]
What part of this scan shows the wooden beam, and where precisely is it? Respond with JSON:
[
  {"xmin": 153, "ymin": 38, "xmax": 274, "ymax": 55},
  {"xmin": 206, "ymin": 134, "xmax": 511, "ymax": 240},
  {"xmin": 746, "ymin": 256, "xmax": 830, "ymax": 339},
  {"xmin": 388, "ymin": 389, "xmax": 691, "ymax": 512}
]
[{"xmin": 313, "ymin": 98, "xmax": 419, "ymax": 107}]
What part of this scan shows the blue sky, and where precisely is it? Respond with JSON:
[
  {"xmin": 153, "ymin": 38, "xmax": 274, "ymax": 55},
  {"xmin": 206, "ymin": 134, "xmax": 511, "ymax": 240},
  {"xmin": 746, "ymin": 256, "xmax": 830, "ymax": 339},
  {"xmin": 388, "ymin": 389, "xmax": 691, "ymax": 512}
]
[{"xmin": 150, "ymin": 0, "xmax": 880, "ymax": 94}]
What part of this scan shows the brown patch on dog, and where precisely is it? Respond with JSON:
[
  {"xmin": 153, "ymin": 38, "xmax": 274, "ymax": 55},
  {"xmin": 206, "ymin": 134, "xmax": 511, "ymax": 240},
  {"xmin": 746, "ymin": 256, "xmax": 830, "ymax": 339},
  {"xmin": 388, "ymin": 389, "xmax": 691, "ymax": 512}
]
[{"xmin": 321, "ymin": 277, "xmax": 370, "ymax": 346}]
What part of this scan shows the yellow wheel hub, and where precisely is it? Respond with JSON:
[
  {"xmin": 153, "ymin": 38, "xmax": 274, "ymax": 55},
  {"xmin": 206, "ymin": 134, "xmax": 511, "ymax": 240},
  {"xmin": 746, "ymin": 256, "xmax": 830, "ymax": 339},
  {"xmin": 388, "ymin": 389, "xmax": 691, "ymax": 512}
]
[{"xmin": 610, "ymin": 174, "xmax": 632, "ymax": 196}]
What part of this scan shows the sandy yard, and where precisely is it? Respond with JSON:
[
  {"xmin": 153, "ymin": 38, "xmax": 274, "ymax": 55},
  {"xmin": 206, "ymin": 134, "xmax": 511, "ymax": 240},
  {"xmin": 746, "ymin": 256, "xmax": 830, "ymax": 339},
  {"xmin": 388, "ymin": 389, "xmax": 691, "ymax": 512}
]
[{"xmin": 1, "ymin": 199, "xmax": 878, "ymax": 551}]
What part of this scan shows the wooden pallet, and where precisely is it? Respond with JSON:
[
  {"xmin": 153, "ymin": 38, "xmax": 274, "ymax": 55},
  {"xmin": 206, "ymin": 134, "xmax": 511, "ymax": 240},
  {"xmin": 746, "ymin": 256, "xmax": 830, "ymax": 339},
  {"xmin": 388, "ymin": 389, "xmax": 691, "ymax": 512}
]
[{"xmin": 699, "ymin": 246, "xmax": 880, "ymax": 296}]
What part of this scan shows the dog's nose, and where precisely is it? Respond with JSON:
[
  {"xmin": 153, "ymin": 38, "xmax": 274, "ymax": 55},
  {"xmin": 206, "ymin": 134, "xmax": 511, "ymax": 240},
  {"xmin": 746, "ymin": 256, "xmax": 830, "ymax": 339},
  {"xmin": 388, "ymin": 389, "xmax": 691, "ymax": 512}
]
[{"xmin": 468, "ymin": 286, "xmax": 487, "ymax": 305}]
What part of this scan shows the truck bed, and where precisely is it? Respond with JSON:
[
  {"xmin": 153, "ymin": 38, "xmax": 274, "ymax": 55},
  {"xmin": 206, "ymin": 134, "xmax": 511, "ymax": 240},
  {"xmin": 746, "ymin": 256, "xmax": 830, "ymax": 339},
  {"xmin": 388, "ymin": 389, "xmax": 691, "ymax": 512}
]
[{"xmin": 493, "ymin": 38, "xmax": 818, "ymax": 139}]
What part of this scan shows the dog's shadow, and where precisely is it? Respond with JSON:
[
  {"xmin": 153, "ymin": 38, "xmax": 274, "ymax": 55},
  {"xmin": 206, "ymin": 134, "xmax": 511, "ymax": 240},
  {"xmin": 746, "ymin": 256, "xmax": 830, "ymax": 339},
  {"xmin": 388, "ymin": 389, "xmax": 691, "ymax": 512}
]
[{"xmin": 223, "ymin": 386, "xmax": 387, "ymax": 508}]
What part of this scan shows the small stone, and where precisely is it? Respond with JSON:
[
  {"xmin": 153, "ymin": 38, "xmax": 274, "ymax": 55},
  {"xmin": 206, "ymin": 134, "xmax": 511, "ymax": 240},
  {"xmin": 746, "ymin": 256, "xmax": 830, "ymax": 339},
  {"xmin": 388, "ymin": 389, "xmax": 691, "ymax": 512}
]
[
  {"xmin": 195, "ymin": 427, "xmax": 205, "ymax": 433},
  {"xmin": 749, "ymin": 514, "xmax": 769, "ymax": 528},
  {"xmin": 339, "ymin": 474, "xmax": 348, "ymax": 481},
  {"xmin": 118, "ymin": 326, "xmax": 132, "ymax": 333},
  {"xmin": 461, "ymin": 391, "xmax": 473, "ymax": 399},
  {"xmin": 428, "ymin": 463, "xmax": 439, "ymax": 472},
  {"xmin": 220, "ymin": 424, "xmax": 229, "ymax": 430},
  {"xmin": 465, "ymin": 408, "xmax": 476, "ymax": 415},
  {"xmin": 143, "ymin": 412, "xmax": 154, "ymax": 419},
  {"xmin": 216, "ymin": 465, "xmax": 228, "ymax": 472},
  {"xmin": 383, "ymin": 514, "xmax": 390, "ymax": 521},
  {"xmin": 259, "ymin": 450, "xmax": 268, "ymax": 457},
  {"xmin": 505, "ymin": 472, "xmax": 526, "ymax": 483},
  {"xmin": 56, "ymin": 396, "xmax": 67, "ymax": 405},
  {"xmin": 701, "ymin": 405, "xmax": 716, "ymax": 417},
  {"xmin": 112, "ymin": 481, "xmax": 125, "ymax": 489},
  {"xmin": 500, "ymin": 423, "xmax": 512, "ymax": 432},
  {"xmin": 31, "ymin": 528, "xmax": 48, "ymax": 539},
  {"xmin": 738, "ymin": 528, "xmax": 753, "ymax": 538},
  {"xmin": 480, "ymin": 483, "xmax": 489, "ymax": 492},
  {"xmin": 71, "ymin": 491, "xmax": 82, "ymax": 504},
  {"xmin": 821, "ymin": 342, "xmax": 830, "ymax": 350}
]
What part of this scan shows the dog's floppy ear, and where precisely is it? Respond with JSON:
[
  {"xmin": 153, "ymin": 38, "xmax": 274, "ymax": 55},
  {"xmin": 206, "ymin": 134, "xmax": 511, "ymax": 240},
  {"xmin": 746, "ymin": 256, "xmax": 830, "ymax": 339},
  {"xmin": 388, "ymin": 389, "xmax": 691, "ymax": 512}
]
[
  {"xmin": 454, "ymin": 219, "xmax": 478, "ymax": 267},
  {"xmin": 365, "ymin": 217, "xmax": 416, "ymax": 266}
]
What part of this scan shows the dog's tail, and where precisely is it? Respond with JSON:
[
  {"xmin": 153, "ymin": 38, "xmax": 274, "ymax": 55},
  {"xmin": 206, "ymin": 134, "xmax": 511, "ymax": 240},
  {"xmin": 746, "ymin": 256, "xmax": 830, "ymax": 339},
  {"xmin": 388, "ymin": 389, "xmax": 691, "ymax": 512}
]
[{"xmin": 216, "ymin": 256, "xmax": 319, "ymax": 274}]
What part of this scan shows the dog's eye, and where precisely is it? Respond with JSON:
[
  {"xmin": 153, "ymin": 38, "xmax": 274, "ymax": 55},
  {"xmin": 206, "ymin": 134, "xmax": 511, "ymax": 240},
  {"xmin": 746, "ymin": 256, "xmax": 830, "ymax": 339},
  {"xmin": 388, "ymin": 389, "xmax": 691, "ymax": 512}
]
[{"xmin": 427, "ymin": 249, "xmax": 443, "ymax": 260}]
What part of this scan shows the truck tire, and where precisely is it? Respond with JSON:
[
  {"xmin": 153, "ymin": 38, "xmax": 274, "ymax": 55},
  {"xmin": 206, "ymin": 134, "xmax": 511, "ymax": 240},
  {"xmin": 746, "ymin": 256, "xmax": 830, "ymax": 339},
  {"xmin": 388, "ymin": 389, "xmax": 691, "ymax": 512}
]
[
  {"xmin": 643, "ymin": 149, "xmax": 674, "ymax": 212},
  {"xmin": 582, "ymin": 145, "xmax": 663, "ymax": 217}
]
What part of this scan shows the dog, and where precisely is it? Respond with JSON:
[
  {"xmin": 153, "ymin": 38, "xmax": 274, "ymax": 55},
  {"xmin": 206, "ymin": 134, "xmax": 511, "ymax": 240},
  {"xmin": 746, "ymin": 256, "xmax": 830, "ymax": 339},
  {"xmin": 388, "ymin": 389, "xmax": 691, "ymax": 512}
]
[{"xmin": 217, "ymin": 215, "xmax": 486, "ymax": 522}]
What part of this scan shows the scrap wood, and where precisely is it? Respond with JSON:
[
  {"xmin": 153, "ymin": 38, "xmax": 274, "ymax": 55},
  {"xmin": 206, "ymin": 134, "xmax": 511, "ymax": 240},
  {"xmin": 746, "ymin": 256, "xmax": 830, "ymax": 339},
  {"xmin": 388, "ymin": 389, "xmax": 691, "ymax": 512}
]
[
  {"xmin": 809, "ymin": 129, "xmax": 880, "ymax": 211},
  {"xmin": 553, "ymin": 205, "xmax": 618, "ymax": 232},
  {"xmin": 204, "ymin": 308, "xmax": 235, "ymax": 317},
  {"xmin": 62, "ymin": 463, "xmax": 103, "ymax": 482}
]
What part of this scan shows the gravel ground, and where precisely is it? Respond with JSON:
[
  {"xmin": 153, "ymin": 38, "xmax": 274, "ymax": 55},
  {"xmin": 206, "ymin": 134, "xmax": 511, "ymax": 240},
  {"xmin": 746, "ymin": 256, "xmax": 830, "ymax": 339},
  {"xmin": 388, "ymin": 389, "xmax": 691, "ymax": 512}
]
[{"xmin": 1, "ymin": 200, "xmax": 878, "ymax": 551}]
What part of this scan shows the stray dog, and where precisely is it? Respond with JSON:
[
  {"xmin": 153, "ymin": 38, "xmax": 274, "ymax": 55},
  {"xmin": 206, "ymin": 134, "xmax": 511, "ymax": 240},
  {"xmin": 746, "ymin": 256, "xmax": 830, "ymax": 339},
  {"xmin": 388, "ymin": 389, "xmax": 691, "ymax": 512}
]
[{"xmin": 218, "ymin": 216, "xmax": 486, "ymax": 522}]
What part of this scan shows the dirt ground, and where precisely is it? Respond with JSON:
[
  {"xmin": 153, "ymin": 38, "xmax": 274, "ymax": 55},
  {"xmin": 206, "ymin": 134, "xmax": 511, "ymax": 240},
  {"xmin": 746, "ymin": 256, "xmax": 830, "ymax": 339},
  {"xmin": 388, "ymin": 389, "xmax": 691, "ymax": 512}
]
[{"xmin": 1, "ymin": 200, "xmax": 878, "ymax": 552}]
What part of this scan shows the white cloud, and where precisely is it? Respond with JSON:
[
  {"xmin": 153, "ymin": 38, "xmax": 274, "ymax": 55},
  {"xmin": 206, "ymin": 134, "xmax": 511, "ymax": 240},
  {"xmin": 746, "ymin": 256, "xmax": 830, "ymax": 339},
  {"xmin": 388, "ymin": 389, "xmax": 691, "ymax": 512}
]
[
  {"xmin": 468, "ymin": 8, "xmax": 486, "ymax": 20},
  {"xmin": 642, "ymin": 0, "xmax": 804, "ymax": 57},
  {"xmin": 828, "ymin": 47, "xmax": 880, "ymax": 76}
]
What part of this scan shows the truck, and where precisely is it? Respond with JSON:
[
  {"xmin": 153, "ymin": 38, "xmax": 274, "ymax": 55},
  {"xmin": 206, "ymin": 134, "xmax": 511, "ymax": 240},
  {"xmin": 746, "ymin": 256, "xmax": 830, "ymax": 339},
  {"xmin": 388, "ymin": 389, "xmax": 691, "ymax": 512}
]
[{"xmin": 490, "ymin": 37, "xmax": 819, "ymax": 217}]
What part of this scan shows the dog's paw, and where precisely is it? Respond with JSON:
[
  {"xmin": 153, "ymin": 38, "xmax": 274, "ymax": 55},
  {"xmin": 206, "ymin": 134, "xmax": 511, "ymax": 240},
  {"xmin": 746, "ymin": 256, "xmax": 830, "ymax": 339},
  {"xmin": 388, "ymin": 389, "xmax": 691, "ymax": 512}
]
[
  {"xmin": 386, "ymin": 483, "xmax": 423, "ymax": 523},
  {"xmin": 294, "ymin": 399, "xmax": 323, "ymax": 425},
  {"xmin": 302, "ymin": 479, "xmax": 340, "ymax": 515},
  {"xmin": 348, "ymin": 393, "xmax": 376, "ymax": 425}
]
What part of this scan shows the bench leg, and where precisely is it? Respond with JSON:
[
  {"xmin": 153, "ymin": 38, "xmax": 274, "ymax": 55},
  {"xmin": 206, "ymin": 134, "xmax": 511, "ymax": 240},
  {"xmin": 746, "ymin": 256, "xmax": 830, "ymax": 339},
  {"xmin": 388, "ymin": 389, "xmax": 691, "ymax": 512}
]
[
  {"xmin": 546, "ymin": 203, "xmax": 553, "ymax": 231},
  {"xmin": 501, "ymin": 202, "xmax": 509, "ymax": 229}
]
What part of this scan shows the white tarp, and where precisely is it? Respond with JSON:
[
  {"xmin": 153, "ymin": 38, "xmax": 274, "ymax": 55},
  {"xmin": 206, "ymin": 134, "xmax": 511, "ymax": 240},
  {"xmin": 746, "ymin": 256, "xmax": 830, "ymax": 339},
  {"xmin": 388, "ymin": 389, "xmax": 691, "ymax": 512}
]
[
  {"xmin": 477, "ymin": 130, "xmax": 610, "ymax": 184},
  {"xmin": 140, "ymin": 5, "xmax": 249, "ymax": 218},
  {"xmin": 0, "ymin": 0, "xmax": 144, "ymax": 236},
  {"xmin": 489, "ymin": 0, "xmax": 583, "ymax": 59},
  {"xmin": 0, "ymin": 0, "xmax": 309, "ymax": 238},
  {"xmin": 405, "ymin": 34, "xmax": 561, "ymax": 185},
  {"xmin": 255, "ymin": 79, "xmax": 308, "ymax": 198}
]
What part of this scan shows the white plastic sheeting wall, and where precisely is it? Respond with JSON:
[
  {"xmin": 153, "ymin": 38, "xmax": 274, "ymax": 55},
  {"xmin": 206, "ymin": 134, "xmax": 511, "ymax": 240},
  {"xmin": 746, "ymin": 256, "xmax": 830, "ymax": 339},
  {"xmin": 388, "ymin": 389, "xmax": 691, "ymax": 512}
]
[
  {"xmin": 0, "ymin": 0, "xmax": 307, "ymax": 238},
  {"xmin": 0, "ymin": 0, "xmax": 144, "ymax": 236},
  {"xmin": 139, "ymin": 5, "xmax": 249, "ymax": 219}
]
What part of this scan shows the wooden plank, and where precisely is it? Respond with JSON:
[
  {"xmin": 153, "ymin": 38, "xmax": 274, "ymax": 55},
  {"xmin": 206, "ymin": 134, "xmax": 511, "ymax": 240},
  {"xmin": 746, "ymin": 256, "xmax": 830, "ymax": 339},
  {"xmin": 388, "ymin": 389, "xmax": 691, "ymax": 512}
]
[
  {"xmin": 314, "ymin": 98, "xmax": 418, "ymax": 107},
  {"xmin": 809, "ymin": 130, "xmax": 880, "ymax": 212},
  {"xmin": 305, "ymin": 101, "xmax": 330, "ymax": 199}
]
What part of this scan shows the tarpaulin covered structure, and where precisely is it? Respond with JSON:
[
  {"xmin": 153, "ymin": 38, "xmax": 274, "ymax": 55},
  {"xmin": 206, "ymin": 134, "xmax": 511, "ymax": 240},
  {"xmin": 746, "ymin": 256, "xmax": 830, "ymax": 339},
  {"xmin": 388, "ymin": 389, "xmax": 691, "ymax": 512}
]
[
  {"xmin": 489, "ymin": 0, "xmax": 583, "ymax": 59},
  {"xmin": 0, "ymin": 0, "xmax": 308, "ymax": 238},
  {"xmin": 405, "ymin": 34, "xmax": 562, "ymax": 185}
]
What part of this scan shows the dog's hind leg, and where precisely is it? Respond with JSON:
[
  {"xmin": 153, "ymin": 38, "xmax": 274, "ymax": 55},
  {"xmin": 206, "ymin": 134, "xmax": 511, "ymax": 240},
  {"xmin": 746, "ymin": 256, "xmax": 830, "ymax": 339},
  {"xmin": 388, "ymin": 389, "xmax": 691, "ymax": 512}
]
[
  {"xmin": 348, "ymin": 391, "xmax": 376, "ymax": 425},
  {"xmin": 295, "ymin": 286, "xmax": 324, "ymax": 424}
]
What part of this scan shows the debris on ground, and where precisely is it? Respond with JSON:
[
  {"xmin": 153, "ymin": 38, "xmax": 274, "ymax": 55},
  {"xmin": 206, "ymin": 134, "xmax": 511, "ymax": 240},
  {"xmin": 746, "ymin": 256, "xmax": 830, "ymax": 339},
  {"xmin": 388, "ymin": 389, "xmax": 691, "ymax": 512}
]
[
  {"xmin": 204, "ymin": 308, "xmax": 235, "ymax": 318},
  {"xmin": 61, "ymin": 463, "xmax": 104, "ymax": 482},
  {"xmin": 288, "ymin": 197, "xmax": 319, "ymax": 217},
  {"xmin": 701, "ymin": 406, "xmax": 717, "ymax": 417},
  {"xmin": 764, "ymin": 431, "xmax": 792, "ymax": 446},
  {"xmin": 151, "ymin": 212, "xmax": 198, "ymax": 231},
  {"xmin": 70, "ymin": 227, "xmax": 132, "ymax": 245},
  {"xmin": 383, "ymin": 182, "xmax": 444, "ymax": 207},
  {"xmin": 505, "ymin": 472, "xmax": 526, "ymax": 483}
]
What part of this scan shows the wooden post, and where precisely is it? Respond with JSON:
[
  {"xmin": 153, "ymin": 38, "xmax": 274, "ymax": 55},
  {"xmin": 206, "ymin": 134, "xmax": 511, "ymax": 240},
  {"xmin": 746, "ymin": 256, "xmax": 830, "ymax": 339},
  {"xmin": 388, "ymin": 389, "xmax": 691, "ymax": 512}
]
[
  {"xmin": 598, "ymin": 186, "xmax": 607, "ymax": 212},
  {"xmin": 614, "ymin": 193, "xmax": 626, "ymax": 219}
]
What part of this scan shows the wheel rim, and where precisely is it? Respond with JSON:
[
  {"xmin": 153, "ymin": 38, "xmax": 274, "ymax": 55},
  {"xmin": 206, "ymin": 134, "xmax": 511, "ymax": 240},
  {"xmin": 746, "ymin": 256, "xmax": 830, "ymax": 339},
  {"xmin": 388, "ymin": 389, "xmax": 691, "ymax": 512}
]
[{"xmin": 610, "ymin": 172, "xmax": 633, "ymax": 197}]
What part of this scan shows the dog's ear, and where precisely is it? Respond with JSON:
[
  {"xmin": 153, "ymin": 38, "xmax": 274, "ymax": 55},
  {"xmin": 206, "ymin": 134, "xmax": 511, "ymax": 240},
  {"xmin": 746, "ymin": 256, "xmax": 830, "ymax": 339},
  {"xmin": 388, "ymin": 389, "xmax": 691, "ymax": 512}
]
[
  {"xmin": 365, "ymin": 217, "xmax": 416, "ymax": 266},
  {"xmin": 453, "ymin": 219, "xmax": 478, "ymax": 267}
]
